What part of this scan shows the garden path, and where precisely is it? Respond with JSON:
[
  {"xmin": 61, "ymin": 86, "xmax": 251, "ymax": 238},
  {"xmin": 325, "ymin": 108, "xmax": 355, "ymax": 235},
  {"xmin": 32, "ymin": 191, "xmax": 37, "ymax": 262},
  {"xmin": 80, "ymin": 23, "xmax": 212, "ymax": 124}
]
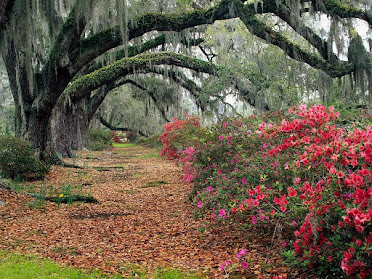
[{"xmin": 0, "ymin": 144, "xmax": 302, "ymax": 278}]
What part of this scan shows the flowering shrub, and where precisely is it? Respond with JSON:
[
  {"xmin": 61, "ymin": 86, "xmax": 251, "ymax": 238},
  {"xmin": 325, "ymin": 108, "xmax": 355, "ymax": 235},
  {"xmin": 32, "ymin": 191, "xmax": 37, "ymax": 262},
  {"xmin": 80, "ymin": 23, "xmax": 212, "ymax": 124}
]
[
  {"xmin": 158, "ymin": 115, "xmax": 212, "ymax": 160},
  {"xmin": 111, "ymin": 132, "xmax": 120, "ymax": 143},
  {"xmin": 160, "ymin": 105, "xmax": 372, "ymax": 278}
]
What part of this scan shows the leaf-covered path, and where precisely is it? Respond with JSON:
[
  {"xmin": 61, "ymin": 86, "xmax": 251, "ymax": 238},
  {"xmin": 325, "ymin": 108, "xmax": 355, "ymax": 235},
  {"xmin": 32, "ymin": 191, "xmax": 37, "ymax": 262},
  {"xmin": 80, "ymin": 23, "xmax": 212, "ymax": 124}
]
[{"xmin": 0, "ymin": 145, "xmax": 295, "ymax": 278}]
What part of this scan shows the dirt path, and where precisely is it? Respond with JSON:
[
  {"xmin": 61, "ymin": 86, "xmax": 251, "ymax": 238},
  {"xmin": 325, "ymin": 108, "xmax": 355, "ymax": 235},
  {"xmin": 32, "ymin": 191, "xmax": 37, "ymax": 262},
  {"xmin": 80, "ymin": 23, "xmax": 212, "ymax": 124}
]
[{"xmin": 0, "ymin": 145, "xmax": 291, "ymax": 278}]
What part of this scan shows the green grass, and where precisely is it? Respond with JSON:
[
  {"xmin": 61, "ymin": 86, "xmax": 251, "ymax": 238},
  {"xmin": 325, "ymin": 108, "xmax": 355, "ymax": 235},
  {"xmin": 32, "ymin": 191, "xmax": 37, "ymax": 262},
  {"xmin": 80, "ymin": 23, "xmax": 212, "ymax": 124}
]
[
  {"xmin": 0, "ymin": 251, "xmax": 204, "ymax": 279},
  {"xmin": 0, "ymin": 251, "xmax": 121, "ymax": 279},
  {"xmin": 112, "ymin": 143, "xmax": 137, "ymax": 148},
  {"xmin": 151, "ymin": 268, "xmax": 204, "ymax": 278},
  {"xmin": 137, "ymin": 153, "xmax": 159, "ymax": 159}
]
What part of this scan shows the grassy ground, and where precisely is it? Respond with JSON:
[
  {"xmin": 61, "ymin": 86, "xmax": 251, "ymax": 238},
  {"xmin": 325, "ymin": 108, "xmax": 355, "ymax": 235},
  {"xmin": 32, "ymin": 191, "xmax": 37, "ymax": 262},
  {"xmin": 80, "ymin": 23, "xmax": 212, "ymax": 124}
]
[
  {"xmin": 0, "ymin": 250, "xmax": 203, "ymax": 279},
  {"xmin": 112, "ymin": 143, "xmax": 137, "ymax": 148}
]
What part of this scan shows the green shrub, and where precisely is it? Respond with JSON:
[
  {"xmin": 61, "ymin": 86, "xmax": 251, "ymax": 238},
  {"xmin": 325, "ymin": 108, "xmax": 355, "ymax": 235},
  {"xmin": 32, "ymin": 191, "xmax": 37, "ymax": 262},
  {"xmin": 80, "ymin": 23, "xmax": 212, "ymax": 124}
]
[
  {"xmin": 135, "ymin": 135, "xmax": 163, "ymax": 149},
  {"xmin": 0, "ymin": 136, "xmax": 50, "ymax": 180},
  {"xmin": 88, "ymin": 129, "xmax": 112, "ymax": 151}
]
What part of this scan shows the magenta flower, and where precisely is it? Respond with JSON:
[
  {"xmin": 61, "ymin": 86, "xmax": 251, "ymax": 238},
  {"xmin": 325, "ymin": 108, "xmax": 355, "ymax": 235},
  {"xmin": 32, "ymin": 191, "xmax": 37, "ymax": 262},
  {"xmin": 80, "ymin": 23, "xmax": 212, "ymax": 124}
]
[
  {"xmin": 241, "ymin": 261, "xmax": 248, "ymax": 269},
  {"xmin": 197, "ymin": 201, "xmax": 203, "ymax": 208},
  {"xmin": 219, "ymin": 263, "xmax": 225, "ymax": 272},
  {"xmin": 219, "ymin": 208, "xmax": 226, "ymax": 217},
  {"xmin": 252, "ymin": 216, "xmax": 257, "ymax": 224},
  {"xmin": 236, "ymin": 248, "xmax": 247, "ymax": 259},
  {"xmin": 218, "ymin": 135, "xmax": 224, "ymax": 141}
]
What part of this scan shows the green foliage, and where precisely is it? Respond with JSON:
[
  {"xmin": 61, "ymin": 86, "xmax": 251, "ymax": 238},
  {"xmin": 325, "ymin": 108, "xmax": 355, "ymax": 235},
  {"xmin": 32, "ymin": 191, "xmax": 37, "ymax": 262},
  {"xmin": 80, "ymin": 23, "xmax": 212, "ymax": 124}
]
[
  {"xmin": 0, "ymin": 136, "xmax": 49, "ymax": 180},
  {"xmin": 135, "ymin": 135, "xmax": 163, "ymax": 149},
  {"xmin": 88, "ymin": 129, "xmax": 112, "ymax": 151},
  {"xmin": 0, "ymin": 105, "xmax": 15, "ymax": 136}
]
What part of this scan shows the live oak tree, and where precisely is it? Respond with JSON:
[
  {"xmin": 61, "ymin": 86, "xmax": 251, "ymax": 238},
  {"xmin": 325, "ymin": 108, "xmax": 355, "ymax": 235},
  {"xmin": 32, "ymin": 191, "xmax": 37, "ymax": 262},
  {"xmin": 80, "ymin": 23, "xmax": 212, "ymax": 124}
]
[{"xmin": 0, "ymin": 0, "xmax": 371, "ymax": 161}]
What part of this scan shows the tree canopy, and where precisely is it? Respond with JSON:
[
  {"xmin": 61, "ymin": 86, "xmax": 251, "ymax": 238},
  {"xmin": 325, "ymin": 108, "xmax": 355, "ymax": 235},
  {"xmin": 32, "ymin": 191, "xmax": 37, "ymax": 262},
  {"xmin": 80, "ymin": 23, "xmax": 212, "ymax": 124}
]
[{"xmin": 0, "ymin": 0, "xmax": 371, "ymax": 159}]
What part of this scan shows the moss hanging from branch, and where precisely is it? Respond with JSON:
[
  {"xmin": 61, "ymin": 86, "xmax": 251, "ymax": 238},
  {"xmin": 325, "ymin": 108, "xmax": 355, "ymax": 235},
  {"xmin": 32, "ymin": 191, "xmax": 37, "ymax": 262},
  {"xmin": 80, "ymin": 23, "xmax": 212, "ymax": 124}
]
[{"xmin": 65, "ymin": 51, "xmax": 219, "ymax": 102}]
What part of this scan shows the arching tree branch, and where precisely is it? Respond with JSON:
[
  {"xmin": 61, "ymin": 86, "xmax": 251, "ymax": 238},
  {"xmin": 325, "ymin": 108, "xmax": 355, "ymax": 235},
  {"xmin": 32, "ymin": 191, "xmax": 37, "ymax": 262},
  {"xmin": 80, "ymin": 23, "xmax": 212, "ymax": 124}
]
[
  {"xmin": 308, "ymin": 0, "xmax": 372, "ymax": 27},
  {"xmin": 66, "ymin": 52, "xmax": 219, "ymax": 103}
]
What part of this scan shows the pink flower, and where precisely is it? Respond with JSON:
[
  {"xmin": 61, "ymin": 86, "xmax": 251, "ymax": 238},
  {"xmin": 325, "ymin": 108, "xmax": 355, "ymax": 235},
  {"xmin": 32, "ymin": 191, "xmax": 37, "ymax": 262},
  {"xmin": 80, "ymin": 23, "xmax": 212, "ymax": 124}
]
[
  {"xmin": 263, "ymin": 143, "xmax": 267, "ymax": 149},
  {"xmin": 236, "ymin": 249, "xmax": 247, "ymax": 259},
  {"xmin": 219, "ymin": 264, "xmax": 225, "ymax": 272},
  {"xmin": 218, "ymin": 135, "xmax": 224, "ymax": 141},
  {"xmin": 252, "ymin": 216, "xmax": 257, "ymax": 224},
  {"xmin": 219, "ymin": 208, "xmax": 226, "ymax": 217},
  {"xmin": 242, "ymin": 178, "xmax": 247, "ymax": 184},
  {"xmin": 241, "ymin": 261, "xmax": 248, "ymax": 269},
  {"xmin": 197, "ymin": 201, "xmax": 203, "ymax": 208}
]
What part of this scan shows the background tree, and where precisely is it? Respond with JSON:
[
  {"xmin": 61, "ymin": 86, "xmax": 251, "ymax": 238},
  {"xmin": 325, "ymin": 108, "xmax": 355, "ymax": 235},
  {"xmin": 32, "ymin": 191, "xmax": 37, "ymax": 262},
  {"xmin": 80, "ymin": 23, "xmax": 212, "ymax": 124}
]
[{"xmin": 0, "ymin": 0, "xmax": 371, "ymax": 161}]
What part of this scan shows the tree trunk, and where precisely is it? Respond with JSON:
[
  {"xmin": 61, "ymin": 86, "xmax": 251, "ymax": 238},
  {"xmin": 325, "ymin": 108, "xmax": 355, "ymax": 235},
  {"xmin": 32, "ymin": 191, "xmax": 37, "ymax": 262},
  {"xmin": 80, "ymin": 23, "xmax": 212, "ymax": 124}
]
[{"xmin": 50, "ymin": 98, "xmax": 86, "ymax": 158}]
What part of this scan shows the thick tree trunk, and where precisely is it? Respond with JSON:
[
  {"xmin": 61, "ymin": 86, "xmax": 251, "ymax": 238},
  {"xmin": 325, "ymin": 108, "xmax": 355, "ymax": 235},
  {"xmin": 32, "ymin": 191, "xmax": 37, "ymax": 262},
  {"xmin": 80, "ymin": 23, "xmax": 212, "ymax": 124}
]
[
  {"xmin": 50, "ymin": 98, "xmax": 86, "ymax": 158},
  {"xmin": 26, "ymin": 112, "xmax": 51, "ymax": 160}
]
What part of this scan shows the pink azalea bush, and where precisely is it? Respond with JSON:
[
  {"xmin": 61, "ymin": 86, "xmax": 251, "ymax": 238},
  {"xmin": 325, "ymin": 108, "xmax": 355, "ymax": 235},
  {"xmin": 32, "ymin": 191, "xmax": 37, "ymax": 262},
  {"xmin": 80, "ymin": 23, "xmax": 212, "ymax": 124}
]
[
  {"xmin": 159, "ymin": 105, "xmax": 371, "ymax": 278},
  {"xmin": 158, "ymin": 115, "xmax": 211, "ymax": 160}
]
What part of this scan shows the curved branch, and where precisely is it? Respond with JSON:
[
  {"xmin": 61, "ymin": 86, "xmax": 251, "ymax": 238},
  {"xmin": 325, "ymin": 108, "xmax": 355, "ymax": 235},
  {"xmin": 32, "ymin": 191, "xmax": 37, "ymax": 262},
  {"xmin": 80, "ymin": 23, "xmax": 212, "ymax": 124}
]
[
  {"xmin": 238, "ymin": 12, "xmax": 353, "ymax": 77},
  {"xmin": 78, "ymin": 33, "xmax": 205, "ymax": 79},
  {"xmin": 72, "ymin": 0, "xmax": 240, "ymax": 71},
  {"xmin": 66, "ymin": 52, "xmax": 219, "ymax": 103},
  {"xmin": 88, "ymin": 78, "xmax": 170, "ymax": 124},
  {"xmin": 99, "ymin": 115, "xmax": 148, "ymax": 137},
  {"xmin": 71, "ymin": 0, "xmax": 367, "ymax": 85},
  {"xmin": 309, "ymin": 0, "xmax": 372, "ymax": 27},
  {"xmin": 144, "ymin": 67, "xmax": 206, "ymax": 111},
  {"xmin": 264, "ymin": 1, "xmax": 338, "ymax": 63}
]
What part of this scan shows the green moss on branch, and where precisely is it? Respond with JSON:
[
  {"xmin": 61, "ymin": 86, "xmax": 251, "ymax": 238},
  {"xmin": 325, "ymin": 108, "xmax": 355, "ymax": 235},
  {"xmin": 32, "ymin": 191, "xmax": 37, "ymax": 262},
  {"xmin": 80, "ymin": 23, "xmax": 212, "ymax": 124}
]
[{"xmin": 65, "ymin": 52, "xmax": 219, "ymax": 102}]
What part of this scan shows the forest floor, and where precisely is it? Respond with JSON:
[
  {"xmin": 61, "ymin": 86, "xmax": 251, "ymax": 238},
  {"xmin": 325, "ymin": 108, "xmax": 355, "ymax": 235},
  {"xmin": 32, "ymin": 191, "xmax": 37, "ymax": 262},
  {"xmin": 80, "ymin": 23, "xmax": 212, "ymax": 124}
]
[{"xmin": 0, "ymin": 144, "xmax": 308, "ymax": 278}]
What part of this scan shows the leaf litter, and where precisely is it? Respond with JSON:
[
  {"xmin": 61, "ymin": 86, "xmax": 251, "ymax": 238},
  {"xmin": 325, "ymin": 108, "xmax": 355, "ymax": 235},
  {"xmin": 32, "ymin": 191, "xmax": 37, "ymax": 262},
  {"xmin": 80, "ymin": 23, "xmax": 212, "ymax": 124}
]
[{"xmin": 0, "ymin": 145, "xmax": 311, "ymax": 278}]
